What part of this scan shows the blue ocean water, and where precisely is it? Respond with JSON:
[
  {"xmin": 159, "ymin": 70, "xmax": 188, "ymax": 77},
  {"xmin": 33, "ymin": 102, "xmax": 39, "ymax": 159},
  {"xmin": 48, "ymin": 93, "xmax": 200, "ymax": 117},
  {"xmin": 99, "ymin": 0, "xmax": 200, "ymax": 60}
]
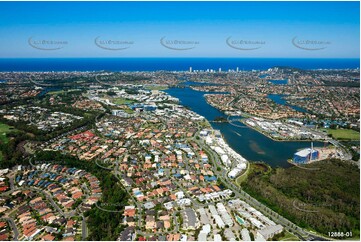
[{"xmin": 0, "ymin": 58, "xmax": 359, "ymax": 72}]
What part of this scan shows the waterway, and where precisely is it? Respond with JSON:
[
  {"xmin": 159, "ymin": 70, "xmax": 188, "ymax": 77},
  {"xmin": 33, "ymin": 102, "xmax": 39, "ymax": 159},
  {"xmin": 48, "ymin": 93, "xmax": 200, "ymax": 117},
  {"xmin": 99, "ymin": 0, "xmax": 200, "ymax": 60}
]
[
  {"xmin": 166, "ymin": 87, "xmax": 323, "ymax": 168},
  {"xmin": 268, "ymin": 94, "xmax": 308, "ymax": 113},
  {"xmin": 268, "ymin": 79, "xmax": 288, "ymax": 85},
  {"xmin": 38, "ymin": 87, "xmax": 62, "ymax": 97}
]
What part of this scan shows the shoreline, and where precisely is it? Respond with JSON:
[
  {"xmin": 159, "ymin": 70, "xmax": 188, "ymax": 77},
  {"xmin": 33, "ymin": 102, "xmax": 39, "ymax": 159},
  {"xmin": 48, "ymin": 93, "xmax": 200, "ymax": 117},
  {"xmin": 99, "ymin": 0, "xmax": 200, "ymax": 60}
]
[
  {"xmin": 202, "ymin": 93, "xmax": 327, "ymax": 144},
  {"xmin": 202, "ymin": 118, "xmax": 249, "ymax": 168},
  {"xmin": 238, "ymin": 118, "xmax": 327, "ymax": 143}
]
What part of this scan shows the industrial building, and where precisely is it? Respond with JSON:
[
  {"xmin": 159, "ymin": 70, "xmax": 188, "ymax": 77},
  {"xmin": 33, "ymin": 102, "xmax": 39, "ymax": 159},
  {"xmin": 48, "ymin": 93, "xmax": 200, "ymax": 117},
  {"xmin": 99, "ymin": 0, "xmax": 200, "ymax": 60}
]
[
  {"xmin": 293, "ymin": 148, "xmax": 319, "ymax": 164},
  {"xmin": 257, "ymin": 225, "xmax": 284, "ymax": 240}
]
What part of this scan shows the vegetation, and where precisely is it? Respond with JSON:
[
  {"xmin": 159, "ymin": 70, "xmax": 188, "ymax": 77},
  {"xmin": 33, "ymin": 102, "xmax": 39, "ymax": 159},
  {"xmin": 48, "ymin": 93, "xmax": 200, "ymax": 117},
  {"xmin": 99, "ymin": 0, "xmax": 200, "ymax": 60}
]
[
  {"xmin": 111, "ymin": 97, "xmax": 135, "ymax": 105},
  {"xmin": 0, "ymin": 94, "xmax": 102, "ymax": 142},
  {"xmin": 97, "ymin": 72, "xmax": 150, "ymax": 84},
  {"xmin": 235, "ymin": 162, "xmax": 251, "ymax": 185},
  {"xmin": 34, "ymin": 151, "xmax": 129, "ymax": 241},
  {"xmin": 0, "ymin": 131, "xmax": 31, "ymax": 168},
  {"xmin": 241, "ymin": 160, "xmax": 360, "ymax": 239},
  {"xmin": 273, "ymin": 231, "xmax": 299, "ymax": 241},
  {"xmin": 341, "ymin": 141, "xmax": 360, "ymax": 161},
  {"xmin": 273, "ymin": 231, "xmax": 300, "ymax": 241},
  {"xmin": 323, "ymin": 128, "xmax": 360, "ymax": 140},
  {"xmin": 213, "ymin": 116, "xmax": 228, "ymax": 122},
  {"xmin": 144, "ymin": 85, "xmax": 168, "ymax": 91},
  {"xmin": 46, "ymin": 89, "xmax": 81, "ymax": 95},
  {"xmin": 0, "ymin": 122, "xmax": 18, "ymax": 144}
]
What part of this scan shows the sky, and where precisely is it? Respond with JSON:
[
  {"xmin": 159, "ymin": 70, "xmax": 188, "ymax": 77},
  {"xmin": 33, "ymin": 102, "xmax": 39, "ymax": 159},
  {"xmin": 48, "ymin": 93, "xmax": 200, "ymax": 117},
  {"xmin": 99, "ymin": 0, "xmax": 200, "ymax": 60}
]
[{"xmin": 0, "ymin": 1, "xmax": 359, "ymax": 58}]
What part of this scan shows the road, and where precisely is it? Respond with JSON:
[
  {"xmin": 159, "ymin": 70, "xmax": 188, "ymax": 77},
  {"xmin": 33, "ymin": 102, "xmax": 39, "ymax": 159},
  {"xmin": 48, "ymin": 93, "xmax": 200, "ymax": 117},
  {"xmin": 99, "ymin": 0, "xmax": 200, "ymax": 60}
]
[
  {"xmin": 81, "ymin": 214, "xmax": 87, "ymax": 240},
  {"xmin": 2, "ymin": 217, "xmax": 19, "ymax": 240},
  {"xmin": 2, "ymin": 168, "xmax": 90, "ymax": 240},
  {"xmin": 193, "ymin": 133, "xmax": 332, "ymax": 241}
]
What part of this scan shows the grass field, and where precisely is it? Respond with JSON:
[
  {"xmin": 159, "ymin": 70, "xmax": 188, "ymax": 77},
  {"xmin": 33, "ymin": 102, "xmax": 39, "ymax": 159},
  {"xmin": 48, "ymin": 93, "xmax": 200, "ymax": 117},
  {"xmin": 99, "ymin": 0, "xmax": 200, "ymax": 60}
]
[
  {"xmin": 278, "ymin": 232, "xmax": 300, "ymax": 241},
  {"xmin": 236, "ymin": 162, "xmax": 271, "ymax": 186},
  {"xmin": 144, "ymin": 85, "xmax": 168, "ymax": 90},
  {"xmin": 112, "ymin": 97, "xmax": 135, "ymax": 105},
  {"xmin": 323, "ymin": 128, "xmax": 360, "ymax": 140},
  {"xmin": 235, "ymin": 162, "xmax": 250, "ymax": 186},
  {"xmin": 124, "ymin": 108, "xmax": 134, "ymax": 114},
  {"xmin": 0, "ymin": 123, "xmax": 17, "ymax": 144}
]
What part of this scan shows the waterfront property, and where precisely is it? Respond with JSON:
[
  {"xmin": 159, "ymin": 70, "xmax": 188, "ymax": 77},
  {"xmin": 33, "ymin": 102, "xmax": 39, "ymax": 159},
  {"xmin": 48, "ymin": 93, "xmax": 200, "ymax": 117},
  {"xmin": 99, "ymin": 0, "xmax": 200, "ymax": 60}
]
[
  {"xmin": 293, "ymin": 148, "xmax": 320, "ymax": 164},
  {"xmin": 166, "ymin": 87, "xmax": 325, "ymax": 167}
]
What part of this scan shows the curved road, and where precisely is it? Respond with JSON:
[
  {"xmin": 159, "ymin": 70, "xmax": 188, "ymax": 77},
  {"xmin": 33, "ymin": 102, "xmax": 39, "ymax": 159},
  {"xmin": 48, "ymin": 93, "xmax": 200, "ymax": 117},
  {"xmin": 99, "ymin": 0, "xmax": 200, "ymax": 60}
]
[{"xmin": 193, "ymin": 133, "xmax": 331, "ymax": 241}]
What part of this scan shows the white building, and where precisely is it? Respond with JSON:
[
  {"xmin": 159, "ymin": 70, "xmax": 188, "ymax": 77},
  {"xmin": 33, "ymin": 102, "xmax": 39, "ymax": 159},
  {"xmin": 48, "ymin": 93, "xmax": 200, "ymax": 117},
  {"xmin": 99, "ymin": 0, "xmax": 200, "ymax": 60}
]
[
  {"xmin": 214, "ymin": 215, "xmax": 225, "ymax": 228},
  {"xmin": 216, "ymin": 203, "xmax": 234, "ymax": 227},
  {"xmin": 228, "ymin": 163, "xmax": 246, "ymax": 179},
  {"xmin": 241, "ymin": 228, "xmax": 251, "ymax": 241},
  {"xmin": 214, "ymin": 234, "xmax": 222, "ymax": 242},
  {"xmin": 198, "ymin": 224, "xmax": 211, "ymax": 241},
  {"xmin": 257, "ymin": 225, "xmax": 283, "ymax": 240}
]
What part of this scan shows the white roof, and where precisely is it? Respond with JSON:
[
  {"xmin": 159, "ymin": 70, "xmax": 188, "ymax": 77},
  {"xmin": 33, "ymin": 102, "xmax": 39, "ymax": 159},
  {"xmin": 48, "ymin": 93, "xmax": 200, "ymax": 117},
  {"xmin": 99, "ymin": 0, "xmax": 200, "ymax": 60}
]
[
  {"xmin": 241, "ymin": 229, "xmax": 251, "ymax": 241},
  {"xmin": 295, "ymin": 148, "xmax": 316, "ymax": 157},
  {"xmin": 258, "ymin": 225, "xmax": 284, "ymax": 238},
  {"xmin": 214, "ymin": 234, "xmax": 222, "ymax": 242}
]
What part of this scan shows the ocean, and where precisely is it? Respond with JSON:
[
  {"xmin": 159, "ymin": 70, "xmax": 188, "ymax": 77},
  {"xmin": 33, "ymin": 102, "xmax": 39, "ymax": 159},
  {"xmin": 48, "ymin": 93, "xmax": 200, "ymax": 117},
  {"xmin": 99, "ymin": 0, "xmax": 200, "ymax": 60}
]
[{"xmin": 0, "ymin": 58, "xmax": 359, "ymax": 72}]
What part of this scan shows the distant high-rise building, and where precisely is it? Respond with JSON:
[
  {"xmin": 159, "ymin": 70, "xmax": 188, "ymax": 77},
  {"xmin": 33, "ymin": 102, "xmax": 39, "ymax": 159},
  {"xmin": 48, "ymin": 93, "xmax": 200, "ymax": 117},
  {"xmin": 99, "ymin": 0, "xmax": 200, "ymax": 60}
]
[
  {"xmin": 189, "ymin": 67, "xmax": 192, "ymax": 73},
  {"xmin": 236, "ymin": 67, "xmax": 239, "ymax": 72},
  {"xmin": 219, "ymin": 68, "xmax": 222, "ymax": 73}
]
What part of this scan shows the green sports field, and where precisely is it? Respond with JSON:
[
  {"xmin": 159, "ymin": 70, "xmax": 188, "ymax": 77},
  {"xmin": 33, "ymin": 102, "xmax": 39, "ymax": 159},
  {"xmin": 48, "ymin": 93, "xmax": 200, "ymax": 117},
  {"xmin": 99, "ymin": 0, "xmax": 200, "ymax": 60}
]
[
  {"xmin": 325, "ymin": 128, "xmax": 360, "ymax": 140},
  {"xmin": 0, "ymin": 123, "xmax": 17, "ymax": 144}
]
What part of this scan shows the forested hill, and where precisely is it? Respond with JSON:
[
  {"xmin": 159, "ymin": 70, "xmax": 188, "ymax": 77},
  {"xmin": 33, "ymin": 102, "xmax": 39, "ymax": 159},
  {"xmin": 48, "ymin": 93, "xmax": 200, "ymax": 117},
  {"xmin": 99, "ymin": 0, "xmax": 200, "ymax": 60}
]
[{"xmin": 242, "ymin": 159, "xmax": 360, "ymax": 239}]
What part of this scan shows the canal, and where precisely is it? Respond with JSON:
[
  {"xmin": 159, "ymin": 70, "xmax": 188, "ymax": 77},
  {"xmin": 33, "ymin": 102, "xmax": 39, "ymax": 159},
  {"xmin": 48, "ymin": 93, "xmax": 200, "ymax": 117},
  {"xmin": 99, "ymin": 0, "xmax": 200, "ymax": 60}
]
[{"xmin": 166, "ymin": 87, "xmax": 323, "ymax": 168}]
